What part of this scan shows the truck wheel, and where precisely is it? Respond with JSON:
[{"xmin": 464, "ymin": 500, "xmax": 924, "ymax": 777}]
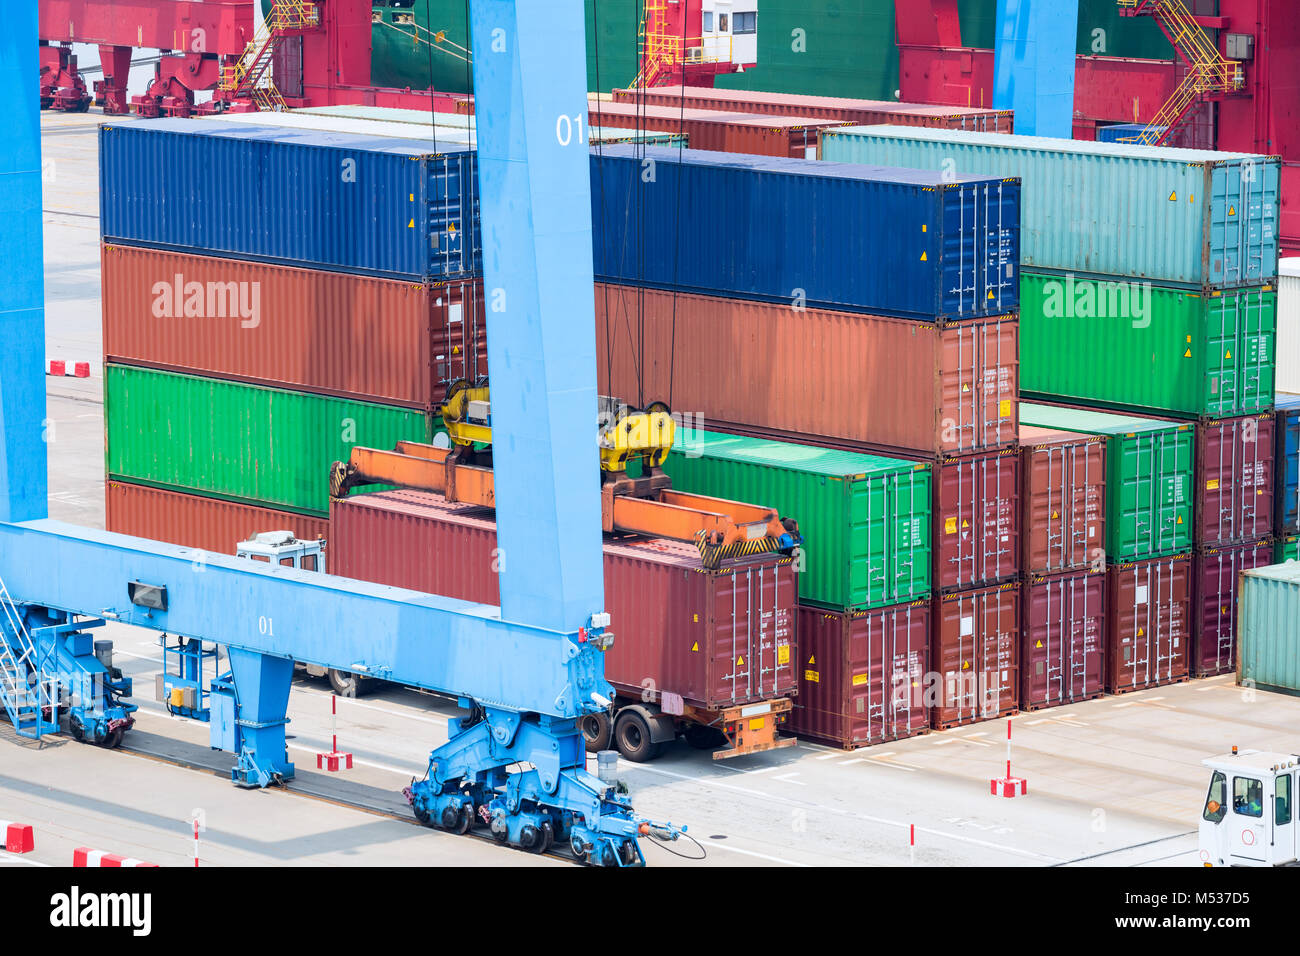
[
  {"xmin": 684, "ymin": 724, "xmax": 726, "ymax": 750},
  {"xmin": 328, "ymin": 669, "xmax": 371, "ymax": 698},
  {"xmin": 614, "ymin": 711, "xmax": 662, "ymax": 763},
  {"xmin": 580, "ymin": 712, "xmax": 612, "ymax": 752}
]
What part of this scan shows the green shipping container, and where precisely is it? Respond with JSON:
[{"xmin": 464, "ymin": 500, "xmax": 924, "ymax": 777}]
[
  {"xmin": 1020, "ymin": 403, "xmax": 1194, "ymax": 561},
  {"xmin": 663, "ymin": 430, "xmax": 931, "ymax": 611},
  {"xmin": 106, "ymin": 365, "xmax": 435, "ymax": 516},
  {"xmin": 1021, "ymin": 274, "xmax": 1276, "ymax": 420},
  {"xmin": 1277, "ymin": 535, "xmax": 1299, "ymax": 563}
]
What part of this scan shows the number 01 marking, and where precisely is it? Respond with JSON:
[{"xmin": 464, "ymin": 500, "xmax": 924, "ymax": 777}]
[
  {"xmin": 258, "ymin": 616, "xmax": 273, "ymax": 636},
  {"xmin": 556, "ymin": 114, "xmax": 584, "ymax": 147}
]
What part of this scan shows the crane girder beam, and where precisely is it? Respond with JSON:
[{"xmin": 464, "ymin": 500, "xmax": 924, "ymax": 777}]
[{"xmin": 38, "ymin": 1, "xmax": 254, "ymax": 56}]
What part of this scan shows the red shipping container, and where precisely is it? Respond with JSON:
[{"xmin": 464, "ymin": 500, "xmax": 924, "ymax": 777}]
[
  {"xmin": 329, "ymin": 490, "xmax": 798, "ymax": 710},
  {"xmin": 1020, "ymin": 427, "xmax": 1106, "ymax": 575},
  {"xmin": 101, "ymin": 244, "xmax": 487, "ymax": 409},
  {"xmin": 933, "ymin": 448, "xmax": 1020, "ymax": 593},
  {"xmin": 1106, "ymin": 553, "xmax": 1192, "ymax": 693},
  {"xmin": 930, "ymin": 583, "xmax": 1020, "ymax": 729},
  {"xmin": 608, "ymin": 86, "xmax": 1014, "ymax": 133},
  {"xmin": 1021, "ymin": 569, "xmax": 1106, "ymax": 710},
  {"xmin": 1192, "ymin": 538, "xmax": 1274, "ymax": 677},
  {"xmin": 1195, "ymin": 414, "xmax": 1275, "ymax": 547},
  {"xmin": 589, "ymin": 99, "xmax": 848, "ymax": 158},
  {"xmin": 790, "ymin": 601, "xmax": 929, "ymax": 749},
  {"xmin": 105, "ymin": 480, "xmax": 328, "ymax": 556},
  {"xmin": 595, "ymin": 283, "xmax": 1018, "ymax": 458}
]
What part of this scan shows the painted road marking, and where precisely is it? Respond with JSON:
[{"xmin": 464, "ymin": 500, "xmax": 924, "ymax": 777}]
[{"xmin": 772, "ymin": 772, "xmax": 805, "ymax": 786}]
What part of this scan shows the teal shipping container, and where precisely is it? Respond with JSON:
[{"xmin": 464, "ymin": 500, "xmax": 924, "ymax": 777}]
[
  {"xmin": 1238, "ymin": 562, "xmax": 1300, "ymax": 695},
  {"xmin": 663, "ymin": 430, "xmax": 931, "ymax": 611},
  {"xmin": 820, "ymin": 126, "xmax": 1280, "ymax": 290}
]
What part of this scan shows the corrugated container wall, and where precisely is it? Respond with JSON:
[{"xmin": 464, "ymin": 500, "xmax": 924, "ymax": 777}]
[
  {"xmin": 790, "ymin": 602, "xmax": 929, "ymax": 749},
  {"xmin": 611, "ymin": 85, "xmax": 1014, "ymax": 132},
  {"xmin": 930, "ymin": 583, "xmax": 1020, "ymax": 729},
  {"xmin": 102, "ymin": 244, "xmax": 487, "ymax": 409},
  {"xmin": 1019, "ymin": 427, "xmax": 1107, "ymax": 575},
  {"xmin": 1020, "ymin": 275, "xmax": 1276, "ymax": 420},
  {"xmin": 106, "ymin": 480, "xmax": 330, "ymax": 557},
  {"xmin": 106, "ymin": 365, "xmax": 435, "ymax": 516},
  {"xmin": 1195, "ymin": 414, "xmax": 1275, "ymax": 546},
  {"xmin": 329, "ymin": 491, "xmax": 799, "ymax": 710},
  {"xmin": 662, "ymin": 430, "xmax": 931, "ymax": 611},
  {"xmin": 590, "ymin": 145, "xmax": 1020, "ymax": 322},
  {"xmin": 587, "ymin": 100, "xmax": 845, "ymax": 158},
  {"xmin": 1106, "ymin": 554, "xmax": 1192, "ymax": 693},
  {"xmin": 933, "ymin": 450, "xmax": 1020, "ymax": 593},
  {"xmin": 1193, "ymin": 539, "xmax": 1274, "ymax": 678},
  {"xmin": 99, "ymin": 120, "xmax": 481, "ymax": 281},
  {"xmin": 1277, "ymin": 260, "xmax": 1300, "ymax": 393},
  {"xmin": 1021, "ymin": 404, "xmax": 1194, "ymax": 561},
  {"xmin": 820, "ymin": 126, "xmax": 1280, "ymax": 290},
  {"xmin": 595, "ymin": 284, "xmax": 1018, "ymax": 457},
  {"xmin": 1021, "ymin": 569, "xmax": 1106, "ymax": 710},
  {"xmin": 1237, "ymin": 562, "xmax": 1300, "ymax": 695},
  {"xmin": 1275, "ymin": 392, "xmax": 1300, "ymax": 534}
]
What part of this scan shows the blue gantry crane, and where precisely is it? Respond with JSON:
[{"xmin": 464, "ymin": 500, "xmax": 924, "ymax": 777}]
[{"xmin": 0, "ymin": 0, "xmax": 679, "ymax": 866}]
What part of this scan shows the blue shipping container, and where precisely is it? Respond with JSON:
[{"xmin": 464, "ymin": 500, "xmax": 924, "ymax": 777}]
[
  {"xmin": 590, "ymin": 146, "xmax": 1020, "ymax": 321},
  {"xmin": 99, "ymin": 119, "xmax": 480, "ymax": 281},
  {"xmin": 821, "ymin": 126, "xmax": 1280, "ymax": 290},
  {"xmin": 1095, "ymin": 124, "xmax": 1166, "ymax": 144},
  {"xmin": 1275, "ymin": 392, "xmax": 1300, "ymax": 534}
]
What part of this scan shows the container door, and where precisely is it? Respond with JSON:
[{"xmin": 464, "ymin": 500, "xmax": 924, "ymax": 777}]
[
  {"xmin": 1209, "ymin": 160, "xmax": 1281, "ymax": 288},
  {"xmin": 883, "ymin": 470, "xmax": 930, "ymax": 607},
  {"xmin": 940, "ymin": 180, "xmax": 1019, "ymax": 319},
  {"xmin": 1147, "ymin": 430, "xmax": 1192, "ymax": 557},
  {"xmin": 1229, "ymin": 773, "xmax": 1268, "ymax": 863},
  {"xmin": 1272, "ymin": 771, "xmax": 1295, "ymax": 866}
]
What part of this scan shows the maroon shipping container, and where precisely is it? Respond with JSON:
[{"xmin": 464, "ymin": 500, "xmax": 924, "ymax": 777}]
[
  {"xmin": 102, "ymin": 243, "xmax": 487, "ymax": 409},
  {"xmin": 608, "ymin": 86, "xmax": 1014, "ymax": 133},
  {"xmin": 1195, "ymin": 414, "xmax": 1275, "ymax": 547},
  {"xmin": 1020, "ymin": 427, "xmax": 1106, "ymax": 575},
  {"xmin": 329, "ymin": 490, "xmax": 798, "ymax": 710},
  {"xmin": 930, "ymin": 583, "xmax": 1020, "ymax": 729},
  {"xmin": 105, "ymin": 480, "xmax": 329, "ymax": 556},
  {"xmin": 1106, "ymin": 553, "xmax": 1192, "ymax": 693},
  {"xmin": 1021, "ymin": 569, "xmax": 1106, "ymax": 710},
  {"xmin": 589, "ymin": 99, "xmax": 848, "ymax": 158},
  {"xmin": 1192, "ymin": 539, "xmax": 1274, "ymax": 678},
  {"xmin": 933, "ymin": 448, "xmax": 1020, "ymax": 593},
  {"xmin": 790, "ymin": 601, "xmax": 929, "ymax": 749},
  {"xmin": 595, "ymin": 283, "xmax": 1018, "ymax": 458}
]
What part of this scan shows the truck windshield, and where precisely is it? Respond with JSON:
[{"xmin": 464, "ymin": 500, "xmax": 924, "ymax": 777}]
[
  {"xmin": 1234, "ymin": 776, "xmax": 1264, "ymax": 817},
  {"xmin": 1203, "ymin": 771, "xmax": 1227, "ymax": 823}
]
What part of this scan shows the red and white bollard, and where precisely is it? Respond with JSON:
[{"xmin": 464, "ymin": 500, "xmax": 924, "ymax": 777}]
[
  {"xmin": 990, "ymin": 718, "xmax": 1028, "ymax": 798},
  {"xmin": 0, "ymin": 820, "xmax": 35, "ymax": 854},
  {"xmin": 909, "ymin": 823, "xmax": 915, "ymax": 866},
  {"xmin": 47, "ymin": 360, "xmax": 91, "ymax": 378},
  {"xmin": 73, "ymin": 847, "xmax": 159, "ymax": 867},
  {"xmin": 192, "ymin": 819, "xmax": 200, "ymax": 868},
  {"xmin": 316, "ymin": 694, "xmax": 353, "ymax": 772}
]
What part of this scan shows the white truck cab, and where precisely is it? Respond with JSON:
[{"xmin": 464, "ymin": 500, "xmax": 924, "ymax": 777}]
[{"xmin": 1199, "ymin": 748, "xmax": 1300, "ymax": 866}]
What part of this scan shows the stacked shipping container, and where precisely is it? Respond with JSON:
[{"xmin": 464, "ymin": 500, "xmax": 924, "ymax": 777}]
[
  {"xmin": 591, "ymin": 145, "xmax": 1026, "ymax": 738},
  {"xmin": 820, "ymin": 127, "xmax": 1283, "ymax": 688}
]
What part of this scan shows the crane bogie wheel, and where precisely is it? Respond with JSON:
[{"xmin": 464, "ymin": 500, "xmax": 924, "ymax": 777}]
[
  {"xmin": 620, "ymin": 839, "xmax": 638, "ymax": 867},
  {"xmin": 440, "ymin": 804, "xmax": 461, "ymax": 829},
  {"xmin": 519, "ymin": 824, "xmax": 540, "ymax": 851},
  {"xmin": 580, "ymin": 711, "xmax": 612, "ymax": 752},
  {"xmin": 414, "ymin": 804, "xmax": 433, "ymax": 827},
  {"xmin": 570, "ymin": 833, "xmax": 588, "ymax": 864},
  {"xmin": 537, "ymin": 821, "xmax": 554, "ymax": 854},
  {"xmin": 456, "ymin": 806, "xmax": 473, "ymax": 835},
  {"xmin": 101, "ymin": 729, "xmax": 124, "ymax": 750}
]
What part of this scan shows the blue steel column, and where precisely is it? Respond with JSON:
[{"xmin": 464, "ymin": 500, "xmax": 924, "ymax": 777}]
[
  {"xmin": 993, "ymin": 0, "xmax": 1080, "ymax": 138},
  {"xmin": 468, "ymin": 0, "xmax": 605, "ymax": 631},
  {"xmin": 0, "ymin": 2, "xmax": 50, "ymax": 523}
]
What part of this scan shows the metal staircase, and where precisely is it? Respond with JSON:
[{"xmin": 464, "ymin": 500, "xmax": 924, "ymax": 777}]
[
  {"xmin": 220, "ymin": 0, "xmax": 320, "ymax": 111},
  {"xmin": 629, "ymin": 0, "xmax": 733, "ymax": 90},
  {"xmin": 0, "ymin": 578, "xmax": 57, "ymax": 740},
  {"xmin": 1116, "ymin": 0, "xmax": 1245, "ymax": 146}
]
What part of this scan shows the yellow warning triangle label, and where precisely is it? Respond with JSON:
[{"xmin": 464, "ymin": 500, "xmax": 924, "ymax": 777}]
[
  {"xmin": 920, "ymin": 251, "xmax": 928, "ymax": 261},
  {"xmin": 1229, "ymin": 205, "xmax": 1236, "ymax": 216},
  {"xmin": 690, "ymin": 642, "xmax": 699, "ymax": 652},
  {"xmin": 961, "ymin": 660, "xmax": 971, "ymax": 670},
  {"xmin": 1036, "ymin": 640, "xmax": 1044, "ymax": 649},
  {"xmin": 1051, "ymin": 510, "xmax": 1059, "ymax": 519},
  {"xmin": 987, "ymin": 290, "xmax": 995, "ymax": 300},
  {"xmin": 808, "ymin": 655, "xmax": 816, "ymax": 665},
  {"xmin": 1184, "ymin": 348, "xmax": 1192, "ymax": 358},
  {"xmin": 1221, "ymin": 605, "xmax": 1229, "ymax": 615},
  {"xmin": 1177, "ymin": 515, "xmax": 1184, "ymax": 524},
  {"xmin": 408, "ymin": 219, "xmax": 416, "ymax": 228},
  {"xmin": 962, "ymin": 383, "xmax": 971, "ymax": 392},
  {"xmin": 736, "ymin": 656, "xmax": 745, "ymax": 666},
  {"xmin": 961, "ymin": 519, "xmax": 970, "ymax": 528},
  {"xmin": 1138, "ymin": 627, "xmax": 1145, "ymax": 637},
  {"xmin": 1169, "ymin": 191, "xmax": 1177, "ymax": 202},
  {"xmin": 1225, "ymin": 350, "xmax": 1232, "ymax": 359}
]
